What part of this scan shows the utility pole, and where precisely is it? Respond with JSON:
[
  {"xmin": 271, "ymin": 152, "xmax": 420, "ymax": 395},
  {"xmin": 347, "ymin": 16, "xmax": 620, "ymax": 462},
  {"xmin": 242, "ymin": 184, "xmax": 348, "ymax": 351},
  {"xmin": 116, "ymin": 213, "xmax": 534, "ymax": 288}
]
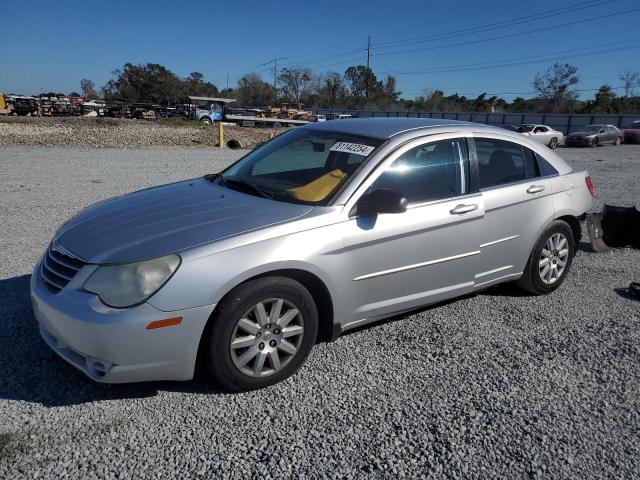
[
  {"xmin": 366, "ymin": 35, "xmax": 372, "ymax": 99},
  {"xmin": 257, "ymin": 58, "xmax": 287, "ymax": 89},
  {"xmin": 226, "ymin": 73, "xmax": 229, "ymax": 91}
]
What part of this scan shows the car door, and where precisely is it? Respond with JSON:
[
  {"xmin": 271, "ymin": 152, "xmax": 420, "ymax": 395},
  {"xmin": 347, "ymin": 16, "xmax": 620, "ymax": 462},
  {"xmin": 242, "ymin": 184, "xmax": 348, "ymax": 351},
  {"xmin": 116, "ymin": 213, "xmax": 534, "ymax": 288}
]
[
  {"xmin": 471, "ymin": 135, "xmax": 555, "ymax": 287},
  {"xmin": 339, "ymin": 134, "xmax": 484, "ymax": 327},
  {"xmin": 596, "ymin": 126, "xmax": 608, "ymax": 143}
]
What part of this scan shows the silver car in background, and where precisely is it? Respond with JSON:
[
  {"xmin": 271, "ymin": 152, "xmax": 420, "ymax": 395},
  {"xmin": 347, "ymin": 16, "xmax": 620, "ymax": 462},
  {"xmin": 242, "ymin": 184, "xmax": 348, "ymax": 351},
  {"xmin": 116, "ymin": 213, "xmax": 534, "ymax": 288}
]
[
  {"xmin": 517, "ymin": 124, "xmax": 564, "ymax": 149},
  {"xmin": 31, "ymin": 118, "xmax": 594, "ymax": 391}
]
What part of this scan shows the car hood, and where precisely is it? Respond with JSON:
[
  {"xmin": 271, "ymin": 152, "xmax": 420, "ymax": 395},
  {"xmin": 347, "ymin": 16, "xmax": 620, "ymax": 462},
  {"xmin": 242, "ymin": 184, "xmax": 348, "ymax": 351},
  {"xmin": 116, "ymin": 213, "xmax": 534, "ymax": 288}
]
[
  {"xmin": 55, "ymin": 178, "xmax": 314, "ymax": 264},
  {"xmin": 568, "ymin": 131, "xmax": 597, "ymax": 137}
]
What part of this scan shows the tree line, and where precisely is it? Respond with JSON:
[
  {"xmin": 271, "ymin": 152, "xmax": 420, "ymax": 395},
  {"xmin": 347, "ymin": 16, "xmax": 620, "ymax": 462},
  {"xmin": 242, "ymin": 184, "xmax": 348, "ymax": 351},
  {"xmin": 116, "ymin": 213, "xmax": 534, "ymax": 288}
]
[{"xmin": 76, "ymin": 62, "xmax": 639, "ymax": 114}]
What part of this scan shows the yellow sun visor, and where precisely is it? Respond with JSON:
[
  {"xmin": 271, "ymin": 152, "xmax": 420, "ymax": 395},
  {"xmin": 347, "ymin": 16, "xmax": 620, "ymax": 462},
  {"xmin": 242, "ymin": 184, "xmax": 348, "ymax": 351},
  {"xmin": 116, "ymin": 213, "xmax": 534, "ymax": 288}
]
[{"xmin": 287, "ymin": 169, "xmax": 347, "ymax": 202}]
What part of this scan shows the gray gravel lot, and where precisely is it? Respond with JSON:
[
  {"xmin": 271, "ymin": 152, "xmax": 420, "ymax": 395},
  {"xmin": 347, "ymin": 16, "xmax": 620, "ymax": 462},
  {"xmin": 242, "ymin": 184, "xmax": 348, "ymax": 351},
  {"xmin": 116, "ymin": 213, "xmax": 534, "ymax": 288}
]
[{"xmin": 1, "ymin": 145, "xmax": 639, "ymax": 479}]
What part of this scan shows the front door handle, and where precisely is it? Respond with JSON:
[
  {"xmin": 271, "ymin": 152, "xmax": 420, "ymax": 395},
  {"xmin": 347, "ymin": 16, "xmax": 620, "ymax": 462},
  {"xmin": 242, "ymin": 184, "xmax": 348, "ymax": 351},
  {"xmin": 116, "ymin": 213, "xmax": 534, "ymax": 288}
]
[
  {"xmin": 450, "ymin": 203, "xmax": 478, "ymax": 215},
  {"xmin": 527, "ymin": 185, "xmax": 545, "ymax": 194}
]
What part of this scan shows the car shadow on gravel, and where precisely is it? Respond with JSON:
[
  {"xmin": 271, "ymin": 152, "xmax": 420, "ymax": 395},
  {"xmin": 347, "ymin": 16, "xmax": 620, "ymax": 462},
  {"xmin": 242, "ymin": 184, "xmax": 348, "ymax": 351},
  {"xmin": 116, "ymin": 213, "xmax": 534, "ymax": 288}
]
[{"xmin": 0, "ymin": 275, "xmax": 224, "ymax": 407}]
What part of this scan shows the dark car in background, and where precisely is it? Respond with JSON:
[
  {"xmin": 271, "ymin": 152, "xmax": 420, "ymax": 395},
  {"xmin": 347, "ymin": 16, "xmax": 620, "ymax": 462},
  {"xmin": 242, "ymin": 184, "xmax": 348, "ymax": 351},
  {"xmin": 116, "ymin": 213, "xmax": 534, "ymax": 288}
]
[
  {"xmin": 622, "ymin": 120, "xmax": 640, "ymax": 144},
  {"xmin": 565, "ymin": 124, "xmax": 623, "ymax": 147}
]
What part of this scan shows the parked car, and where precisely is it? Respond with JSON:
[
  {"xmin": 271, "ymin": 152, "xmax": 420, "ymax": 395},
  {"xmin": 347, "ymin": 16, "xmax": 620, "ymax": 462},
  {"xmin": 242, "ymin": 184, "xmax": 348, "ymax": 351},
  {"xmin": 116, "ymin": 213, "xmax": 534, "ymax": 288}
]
[
  {"xmin": 32, "ymin": 118, "xmax": 594, "ymax": 391},
  {"xmin": 516, "ymin": 124, "xmax": 564, "ymax": 149},
  {"xmin": 313, "ymin": 114, "xmax": 326, "ymax": 122},
  {"xmin": 622, "ymin": 120, "xmax": 640, "ymax": 144},
  {"xmin": 565, "ymin": 124, "xmax": 623, "ymax": 147}
]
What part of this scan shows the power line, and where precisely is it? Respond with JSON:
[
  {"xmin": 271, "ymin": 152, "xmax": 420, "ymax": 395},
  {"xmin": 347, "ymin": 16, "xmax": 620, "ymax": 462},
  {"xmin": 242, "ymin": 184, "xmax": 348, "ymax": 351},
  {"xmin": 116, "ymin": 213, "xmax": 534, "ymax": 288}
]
[
  {"xmin": 280, "ymin": 47, "xmax": 366, "ymax": 69},
  {"xmin": 373, "ymin": 8, "xmax": 640, "ymax": 57},
  {"xmin": 257, "ymin": 57, "xmax": 287, "ymax": 87},
  {"xmin": 378, "ymin": 38, "xmax": 640, "ymax": 75},
  {"xmin": 372, "ymin": 0, "xmax": 614, "ymax": 50},
  {"xmin": 273, "ymin": 0, "xmax": 614, "ymax": 71},
  {"xmin": 399, "ymin": 75, "xmax": 627, "ymax": 93}
]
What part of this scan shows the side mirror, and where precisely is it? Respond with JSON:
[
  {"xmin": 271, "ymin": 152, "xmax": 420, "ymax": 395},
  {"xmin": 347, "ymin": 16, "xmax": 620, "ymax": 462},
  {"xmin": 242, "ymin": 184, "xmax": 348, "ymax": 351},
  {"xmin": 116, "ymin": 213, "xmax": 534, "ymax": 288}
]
[{"xmin": 357, "ymin": 188, "xmax": 408, "ymax": 216}]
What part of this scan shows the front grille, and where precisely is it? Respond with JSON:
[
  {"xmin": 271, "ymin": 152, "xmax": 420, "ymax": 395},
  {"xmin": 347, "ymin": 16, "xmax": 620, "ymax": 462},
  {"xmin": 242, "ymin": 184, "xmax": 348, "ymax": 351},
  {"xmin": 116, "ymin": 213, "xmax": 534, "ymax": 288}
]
[{"xmin": 40, "ymin": 243, "xmax": 86, "ymax": 293}]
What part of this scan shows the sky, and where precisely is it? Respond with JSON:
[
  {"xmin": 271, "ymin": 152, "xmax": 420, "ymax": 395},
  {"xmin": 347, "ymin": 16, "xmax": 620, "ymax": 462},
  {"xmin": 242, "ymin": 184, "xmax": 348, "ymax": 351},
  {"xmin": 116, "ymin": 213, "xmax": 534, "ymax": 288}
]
[{"xmin": 1, "ymin": 0, "xmax": 639, "ymax": 101}]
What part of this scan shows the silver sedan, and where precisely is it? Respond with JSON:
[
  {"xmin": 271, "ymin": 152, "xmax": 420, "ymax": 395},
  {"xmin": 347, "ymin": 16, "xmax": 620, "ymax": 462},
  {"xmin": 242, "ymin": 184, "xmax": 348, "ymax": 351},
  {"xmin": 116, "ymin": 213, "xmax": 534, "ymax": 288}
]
[
  {"xmin": 517, "ymin": 124, "xmax": 564, "ymax": 149},
  {"xmin": 32, "ymin": 118, "xmax": 594, "ymax": 391}
]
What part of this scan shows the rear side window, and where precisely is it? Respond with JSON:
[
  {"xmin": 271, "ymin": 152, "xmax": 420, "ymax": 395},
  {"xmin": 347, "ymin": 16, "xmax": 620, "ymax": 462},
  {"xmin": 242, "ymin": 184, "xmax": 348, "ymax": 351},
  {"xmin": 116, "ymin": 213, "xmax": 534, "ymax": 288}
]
[
  {"xmin": 475, "ymin": 138, "xmax": 527, "ymax": 189},
  {"xmin": 535, "ymin": 152, "xmax": 559, "ymax": 176},
  {"xmin": 371, "ymin": 138, "xmax": 470, "ymax": 204},
  {"xmin": 523, "ymin": 148, "xmax": 540, "ymax": 178}
]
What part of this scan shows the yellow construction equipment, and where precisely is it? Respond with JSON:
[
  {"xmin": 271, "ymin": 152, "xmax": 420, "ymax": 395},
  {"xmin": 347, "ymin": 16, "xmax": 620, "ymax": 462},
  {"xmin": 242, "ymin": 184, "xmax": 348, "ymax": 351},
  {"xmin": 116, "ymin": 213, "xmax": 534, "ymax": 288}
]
[
  {"xmin": 262, "ymin": 103, "xmax": 312, "ymax": 121},
  {"xmin": 0, "ymin": 94, "xmax": 13, "ymax": 115}
]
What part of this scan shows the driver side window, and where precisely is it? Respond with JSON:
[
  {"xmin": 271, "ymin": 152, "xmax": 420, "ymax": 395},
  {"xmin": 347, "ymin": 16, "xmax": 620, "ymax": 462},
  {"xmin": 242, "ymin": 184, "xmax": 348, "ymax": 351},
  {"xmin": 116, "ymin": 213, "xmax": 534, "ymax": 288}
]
[{"xmin": 370, "ymin": 138, "xmax": 470, "ymax": 204}]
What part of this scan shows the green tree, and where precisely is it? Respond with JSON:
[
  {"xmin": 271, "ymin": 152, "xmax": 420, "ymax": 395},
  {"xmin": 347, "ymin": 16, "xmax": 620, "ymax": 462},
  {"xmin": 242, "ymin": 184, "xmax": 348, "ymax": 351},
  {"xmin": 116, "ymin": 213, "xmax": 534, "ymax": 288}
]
[
  {"xmin": 236, "ymin": 73, "xmax": 276, "ymax": 106},
  {"xmin": 184, "ymin": 72, "xmax": 219, "ymax": 97},
  {"xmin": 584, "ymin": 84, "xmax": 619, "ymax": 113},
  {"xmin": 344, "ymin": 66, "xmax": 379, "ymax": 100}
]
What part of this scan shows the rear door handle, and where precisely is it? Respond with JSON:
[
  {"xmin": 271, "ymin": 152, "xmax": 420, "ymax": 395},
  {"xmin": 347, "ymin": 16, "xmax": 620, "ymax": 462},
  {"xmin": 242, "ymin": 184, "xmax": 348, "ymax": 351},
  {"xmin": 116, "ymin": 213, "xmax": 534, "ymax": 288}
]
[
  {"xmin": 527, "ymin": 185, "xmax": 545, "ymax": 194},
  {"xmin": 450, "ymin": 203, "xmax": 478, "ymax": 215}
]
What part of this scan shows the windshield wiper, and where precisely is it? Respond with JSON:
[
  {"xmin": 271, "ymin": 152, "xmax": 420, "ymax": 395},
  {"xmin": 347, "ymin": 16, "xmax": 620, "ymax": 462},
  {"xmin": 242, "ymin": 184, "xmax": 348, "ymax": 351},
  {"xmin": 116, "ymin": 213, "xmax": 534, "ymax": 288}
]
[
  {"xmin": 204, "ymin": 172, "xmax": 225, "ymax": 185},
  {"xmin": 222, "ymin": 178, "xmax": 274, "ymax": 200}
]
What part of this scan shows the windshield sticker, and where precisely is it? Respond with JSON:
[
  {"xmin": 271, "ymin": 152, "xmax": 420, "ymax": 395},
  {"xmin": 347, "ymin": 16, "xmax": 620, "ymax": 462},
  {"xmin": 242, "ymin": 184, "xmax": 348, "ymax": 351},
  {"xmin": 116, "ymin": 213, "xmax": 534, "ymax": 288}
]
[{"xmin": 329, "ymin": 142, "xmax": 375, "ymax": 156}]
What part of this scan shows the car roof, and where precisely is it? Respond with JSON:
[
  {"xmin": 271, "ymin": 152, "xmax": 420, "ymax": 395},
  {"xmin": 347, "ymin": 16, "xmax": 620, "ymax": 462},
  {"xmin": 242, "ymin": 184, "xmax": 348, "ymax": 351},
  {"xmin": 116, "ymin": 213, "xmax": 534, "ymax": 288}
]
[{"xmin": 301, "ymin": 117, "xmax": 478, "ymax": 139}]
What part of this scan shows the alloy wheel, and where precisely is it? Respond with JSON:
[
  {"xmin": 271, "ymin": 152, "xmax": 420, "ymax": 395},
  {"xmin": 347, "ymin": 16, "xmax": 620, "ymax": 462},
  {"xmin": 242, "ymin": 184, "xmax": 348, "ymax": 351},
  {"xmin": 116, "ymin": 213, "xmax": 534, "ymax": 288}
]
[
  {"xmin": 230, "ymin": 298, "xmax": 304, "ymax": 377},
  {"xmin": 538, "ymin": 233, "xmax": 569, "ymax": 285}
]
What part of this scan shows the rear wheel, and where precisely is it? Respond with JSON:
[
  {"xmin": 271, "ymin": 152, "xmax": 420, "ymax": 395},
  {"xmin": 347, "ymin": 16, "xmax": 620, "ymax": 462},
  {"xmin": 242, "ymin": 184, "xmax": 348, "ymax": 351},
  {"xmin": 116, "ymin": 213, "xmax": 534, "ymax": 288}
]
[
  {"xmin": 207, "ymin": 277, "xmax": 318, "ymax": 391},
  {"xmin": 548, "ymin": 137, "xmax": 559, "ymax": 149},
  {"xmin": 517, "ymin": 221, "xmax": 575, "ymax": 295}
]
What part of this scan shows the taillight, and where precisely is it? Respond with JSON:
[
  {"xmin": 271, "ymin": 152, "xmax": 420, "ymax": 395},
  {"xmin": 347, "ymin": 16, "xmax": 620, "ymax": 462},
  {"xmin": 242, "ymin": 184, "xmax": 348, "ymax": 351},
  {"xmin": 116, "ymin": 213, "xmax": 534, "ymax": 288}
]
[{"xmin": 585, "ymin": 176, "xmax": 595, "ymax": 197}]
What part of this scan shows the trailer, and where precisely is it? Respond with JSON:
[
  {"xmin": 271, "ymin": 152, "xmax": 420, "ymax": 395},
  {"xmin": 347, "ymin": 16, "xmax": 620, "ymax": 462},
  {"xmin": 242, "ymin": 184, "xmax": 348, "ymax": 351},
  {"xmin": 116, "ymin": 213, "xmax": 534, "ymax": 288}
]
[
  {"xmin": 187, "ymin": 96, "xmax": 310, "ymax": 128},
  {"xmin": 224, "ymin": 114, "xmax": 310, "ymax": 127}
]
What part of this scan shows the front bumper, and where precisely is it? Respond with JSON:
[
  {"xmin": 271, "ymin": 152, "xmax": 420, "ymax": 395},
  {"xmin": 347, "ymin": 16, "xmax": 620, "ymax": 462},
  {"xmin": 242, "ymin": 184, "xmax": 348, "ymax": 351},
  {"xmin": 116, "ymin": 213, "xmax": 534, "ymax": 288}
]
[
  {"xmin": 31, "ymin": 259, "xmax": 215, "ymax": 383},
  {"xmin": 565, "ymin": 137, "xmax": 592, "ymax": 147}
]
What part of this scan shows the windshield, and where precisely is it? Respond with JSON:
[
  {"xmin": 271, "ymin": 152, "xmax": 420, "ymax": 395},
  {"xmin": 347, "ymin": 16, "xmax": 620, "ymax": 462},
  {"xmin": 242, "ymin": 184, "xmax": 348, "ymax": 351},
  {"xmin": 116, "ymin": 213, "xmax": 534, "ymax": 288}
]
[
  {"xmin": 579, "ymin": 125, "xmax": 602, "ymax": 133},
  {"xmin": 221, "ymin": 128, "xmax": 383, "ymax": 205}
]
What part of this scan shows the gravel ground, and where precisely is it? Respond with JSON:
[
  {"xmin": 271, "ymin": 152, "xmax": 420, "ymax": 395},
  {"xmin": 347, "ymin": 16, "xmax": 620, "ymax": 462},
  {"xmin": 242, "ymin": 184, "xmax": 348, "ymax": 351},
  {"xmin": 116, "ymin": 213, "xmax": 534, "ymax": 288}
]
[
  {"xmin": 1, "ymin": 145, "xmax": 639, "ymax": 479},
  {"xmin": 0, "ymin": 116, "xmax": 283, "ymax": 149}
]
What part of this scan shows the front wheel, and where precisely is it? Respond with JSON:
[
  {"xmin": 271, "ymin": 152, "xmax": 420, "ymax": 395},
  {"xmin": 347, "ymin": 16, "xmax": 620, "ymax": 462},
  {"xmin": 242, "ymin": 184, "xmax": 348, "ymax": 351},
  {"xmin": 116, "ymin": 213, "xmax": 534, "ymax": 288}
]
[
  {"xmin": 615, "ymin": 136, "xmax": 622, "ymax": 146},
  {"xmin": 517, "ymin": 221, "xmax": 575, "ymax": 295},
  {"xmin": 207, "ymin": 277, "xmax": 318, "ymax": 391},
  {"xmin": 200, "ymin": 117, "xmax": 212, "ymax": 125},
  {"xmin": 548, "ymin": 137, "xmax": 559, "ymax": 149}
]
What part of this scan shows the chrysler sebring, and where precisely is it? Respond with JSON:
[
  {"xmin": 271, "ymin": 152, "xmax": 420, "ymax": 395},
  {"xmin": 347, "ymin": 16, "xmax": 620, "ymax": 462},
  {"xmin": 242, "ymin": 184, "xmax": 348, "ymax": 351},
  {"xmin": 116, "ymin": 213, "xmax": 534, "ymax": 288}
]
[{"xmin": 31, "ymin": 118, "xmax": 594, "ymax": 391}]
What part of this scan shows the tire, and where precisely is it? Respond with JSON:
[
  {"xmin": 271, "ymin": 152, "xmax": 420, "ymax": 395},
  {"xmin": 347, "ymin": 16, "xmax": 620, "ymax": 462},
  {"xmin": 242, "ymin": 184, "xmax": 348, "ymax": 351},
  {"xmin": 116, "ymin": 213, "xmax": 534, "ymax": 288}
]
[
  {"xmin": 207, "ymin": 276, "xmax": 318, "ymax": 391},
  {"xmin": 548, "ymin": 137, "xmax": 558, "ymax": 149},
  {"xmin": 200, "ymin": 117, "xmax": 212, "ymax": 125},
  {"xmin": 615, "ymin": 136, "xmax": 622, "ymax": 146},
  {"xmin": 590, "ymin": 137, "xmax": 599, "ymax": 148},
  {"xmin": 517, "ymin": 220, "xmax": 575, "ymax": 295}
]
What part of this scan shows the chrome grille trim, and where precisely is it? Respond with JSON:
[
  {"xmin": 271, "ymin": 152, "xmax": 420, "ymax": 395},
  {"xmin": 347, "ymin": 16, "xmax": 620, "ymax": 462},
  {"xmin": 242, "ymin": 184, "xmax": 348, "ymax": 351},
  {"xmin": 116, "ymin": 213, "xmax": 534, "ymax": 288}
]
[{"xmin": 40, "ymin": 242, "xmax": 86, "ymax": 293}]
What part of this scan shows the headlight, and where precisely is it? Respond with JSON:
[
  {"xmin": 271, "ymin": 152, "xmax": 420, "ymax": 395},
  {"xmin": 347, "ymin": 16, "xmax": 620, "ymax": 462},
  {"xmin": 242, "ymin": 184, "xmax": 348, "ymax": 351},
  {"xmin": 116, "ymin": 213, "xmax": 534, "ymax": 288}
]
[{"xmin": 84, "ymin": 254, "xmax": 181, "ymax": 308}]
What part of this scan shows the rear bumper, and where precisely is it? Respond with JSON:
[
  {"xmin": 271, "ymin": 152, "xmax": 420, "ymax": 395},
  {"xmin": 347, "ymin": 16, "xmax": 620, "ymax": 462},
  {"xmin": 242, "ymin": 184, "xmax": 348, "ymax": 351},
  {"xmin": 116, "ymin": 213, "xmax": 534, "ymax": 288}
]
[{"xmin": 31, "ymin": 260, "xmax": 215, "ymax": 383}]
